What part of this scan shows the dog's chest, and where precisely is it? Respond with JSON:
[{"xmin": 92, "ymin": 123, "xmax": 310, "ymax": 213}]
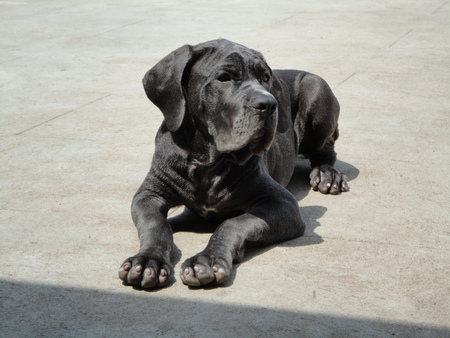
[
  {"xmin": 194, "ymin": 175, "xmax": 227, "ymax": 210},
  {"xmin": 188, "ymin": 166, "xmax": 233, "ymax": 219}
]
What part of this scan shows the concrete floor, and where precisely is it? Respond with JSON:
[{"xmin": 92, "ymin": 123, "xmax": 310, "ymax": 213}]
[{"xmin": 1, "ymin": 0, "xmax": 449, "ymax": 337}]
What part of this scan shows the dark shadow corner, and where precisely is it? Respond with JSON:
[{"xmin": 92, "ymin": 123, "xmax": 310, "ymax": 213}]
[{"xmin": 1, "ymin": 280, "xmax": 447, "ymax": 337}]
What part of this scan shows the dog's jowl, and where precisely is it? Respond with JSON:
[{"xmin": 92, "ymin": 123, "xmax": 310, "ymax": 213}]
[{"xmin": 118, "ymin": 39, "xmax": 349, "ymax": 288}]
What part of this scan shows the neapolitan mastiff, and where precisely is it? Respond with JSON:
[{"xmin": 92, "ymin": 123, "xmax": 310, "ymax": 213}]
[{"xmin": 119, "ymin": 39, "xmax": 349, "ymax": 288}]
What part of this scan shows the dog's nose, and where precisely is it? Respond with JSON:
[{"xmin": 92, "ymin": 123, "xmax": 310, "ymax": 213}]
[{"xmin": 251, "ymin": 93, "xmax": 277, "ymax": 115}]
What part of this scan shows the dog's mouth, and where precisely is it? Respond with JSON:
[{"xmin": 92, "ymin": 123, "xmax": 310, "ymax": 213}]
[{"xmin": 228, "ymin": 127, "xmax": 274, "ymax": 165}]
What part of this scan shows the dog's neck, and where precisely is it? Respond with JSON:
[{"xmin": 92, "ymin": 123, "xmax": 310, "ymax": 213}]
[
  {"xmin": 171, "ymin": 121, "xmax": 220, "ymax": 167},
  {"xmin": 172, "ymin": 120, "xmax": 262, "ymax": 172},
  {"xmin": 188, "ymin": 134, "xmax": 221, "ymax": 167}
]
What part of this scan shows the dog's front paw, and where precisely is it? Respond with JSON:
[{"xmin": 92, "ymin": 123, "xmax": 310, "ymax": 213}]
[
  {"xmin": 310, "ymin": 164, "xmax": 349, "ymax": 195},
  {"xmin": 180, "ymin": 253, "xmax": 231, "ymax": 287},
  {"xmin": 118, "ymin": 252, "xmax": 172, "ymax": 289}
]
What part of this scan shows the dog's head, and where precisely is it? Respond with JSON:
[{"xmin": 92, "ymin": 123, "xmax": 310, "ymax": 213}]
[{"xmin": 143, "ymin": 39, "xmax": 291, "ymax": 164}]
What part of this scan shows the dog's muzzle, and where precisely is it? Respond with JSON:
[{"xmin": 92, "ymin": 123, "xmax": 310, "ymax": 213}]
[
  {"xmin": 226, "ymin": 91, "xmax": 278, "ymax": 165},
  {"xmin": 250, "ymin": 91, "xmax": 278, "ymax": 151}
]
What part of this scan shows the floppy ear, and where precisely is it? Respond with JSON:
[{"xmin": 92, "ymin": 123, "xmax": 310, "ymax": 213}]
[
  {"xmin": 271, "ymin": 74, "xmax": 291, "ymax": 133},
  {"xmin": 143, "ymin": 44, "xmax": 194, "ymax": 132}
]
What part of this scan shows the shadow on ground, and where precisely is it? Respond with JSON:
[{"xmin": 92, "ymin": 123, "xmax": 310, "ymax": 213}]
[{"xmin": 1, "ymin": 280, "xmax": 446, "ymax": 337}]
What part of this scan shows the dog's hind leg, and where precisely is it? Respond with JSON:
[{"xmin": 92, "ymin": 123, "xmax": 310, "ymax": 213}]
[{"xmin": 295, "ymin": 73, "xmax": 349, "ymax": 194}]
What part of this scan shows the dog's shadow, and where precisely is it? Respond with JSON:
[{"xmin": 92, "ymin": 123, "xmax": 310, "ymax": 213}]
[{"xmin": 168, "ymin": 157, "xmax": 359, "ymax": 288}]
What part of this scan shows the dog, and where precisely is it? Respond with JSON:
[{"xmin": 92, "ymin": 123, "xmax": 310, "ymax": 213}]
[{"xmin": 118, "ymin": 39, "xmax": 349, "ymax": 288}]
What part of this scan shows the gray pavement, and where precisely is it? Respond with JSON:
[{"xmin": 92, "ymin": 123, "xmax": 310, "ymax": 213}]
[{"xmin": 1, "ymin": 0, "xmax": 449, "ymax": 337}]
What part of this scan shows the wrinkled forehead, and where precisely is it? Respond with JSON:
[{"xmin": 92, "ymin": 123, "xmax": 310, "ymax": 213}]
[{"xmin": 193, "ymin": 44, "xmax": 270, "ymax": 77}]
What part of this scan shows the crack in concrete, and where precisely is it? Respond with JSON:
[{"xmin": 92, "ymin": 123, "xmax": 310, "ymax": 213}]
[
  {"xmin": 432, "ymin": 1, "xmax": 448, "ymax": 14},
  {"xmin": 93, "ymin": 19, "xmax": 146, "ymax": 37},
  {"xmin": 389, "ymin": 29, "xmax": 413, "ymax": 48},
  {"xmin": 16, "ymin": 94, "xmax": 111, "ymax": 135},
  {"xmin": 334, "ymin": 72, "xmax": 356, "ymax": 90},
  {"xmin": 272, "ymin": 12, "xmax": 303, "ymax": 25}
]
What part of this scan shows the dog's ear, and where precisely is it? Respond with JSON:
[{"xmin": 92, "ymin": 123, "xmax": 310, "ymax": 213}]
[
  {"xmin": 271, "ymin": 75, "xmax": 291, "ymax": 133},
  {"xmin": 143, "ymin": 44, "xmax": 194, "ymax": 132}
]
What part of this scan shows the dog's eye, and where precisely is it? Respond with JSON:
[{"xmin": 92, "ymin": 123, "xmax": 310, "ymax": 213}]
[
  {"xmin": 217, "ymin": 73, "xmax": 232, "ymax": 82},
  {"xmin": 262, "ymin": 74, "xmax": 270, "ymax": 83}
]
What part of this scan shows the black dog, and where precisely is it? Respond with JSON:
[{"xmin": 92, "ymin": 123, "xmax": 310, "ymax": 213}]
[{"xmin": 119, "ymin": 39, "xmax": 348, "ymax": 288}]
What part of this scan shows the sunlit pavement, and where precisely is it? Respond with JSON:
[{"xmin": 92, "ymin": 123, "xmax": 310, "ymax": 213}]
[{"xmin": 1, "ymin": 1, "xmax": 449, "ymax": 336}]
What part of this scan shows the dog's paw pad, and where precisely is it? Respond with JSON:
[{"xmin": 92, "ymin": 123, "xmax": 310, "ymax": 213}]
[
  {"xmin": 213, "ymin": 264, "xmax": 229, "ymax": 284},
  {"xmin": 193, "ymin": 265, "xmax": 214, "ymax": 283},
  {"xmin": 310, "ymin": 165, "xmax": 349, "ymax": 195},
  {"xmin": 180, "ymin": 255, "xmax": 230, "ymax": 287},
  {"xmin": 141, "ymin": 267, "xmax": 169, "ymax": 288},
  {"xmin": 118, "ymin": 254, "xmax": 172, "ymax": 289},
  {"xmin": 118, "ymin": 262, "xmax": 131, "ymax": 281},
  {"xmin": 181, "ymin": 267, "xmax": 202, "ymax": 286},
  {"xmin": 341, "ymin": 180, "xmax": 350, "ymax": 192},
  {"xmin": 141, "ymin": 268, "xmax": 157, "ymax": 288}
]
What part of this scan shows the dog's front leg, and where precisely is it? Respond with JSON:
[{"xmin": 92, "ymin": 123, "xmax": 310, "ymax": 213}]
[
  {"xmin": 180, "ymin": 187, "xmax": 305, "ymax": 287},
  {"xmin": 118, "ymin": 192, "xmax": 174, "ymax": 289}
]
